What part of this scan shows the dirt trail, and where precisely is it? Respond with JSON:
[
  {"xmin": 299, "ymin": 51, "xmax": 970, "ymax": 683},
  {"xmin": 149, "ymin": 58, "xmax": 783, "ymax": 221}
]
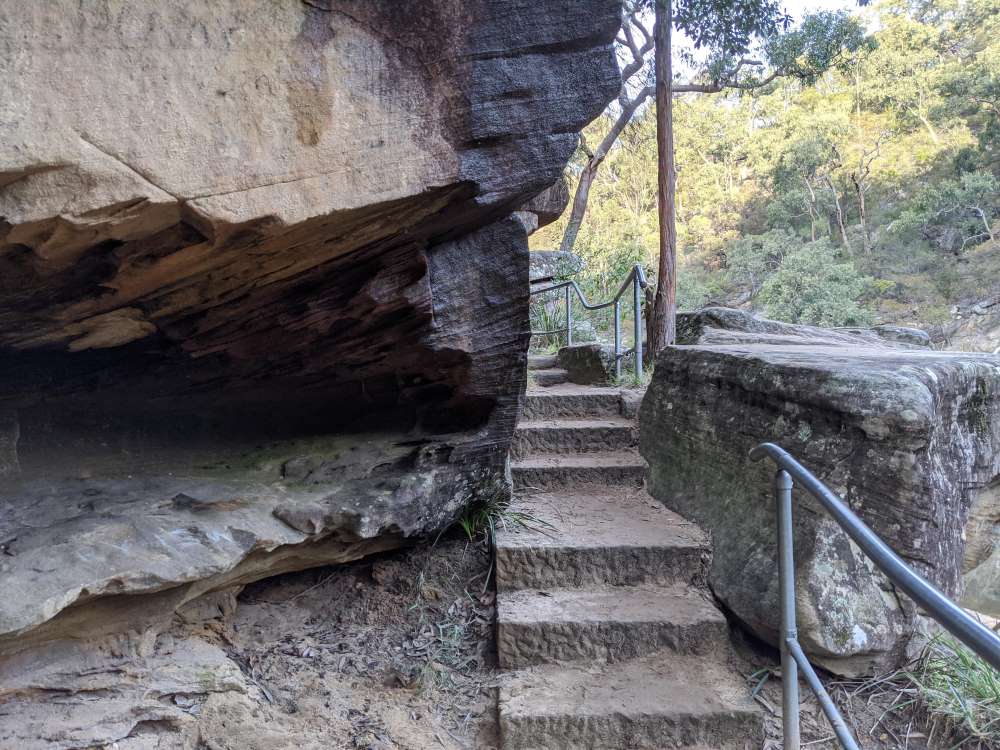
[{"xmin": 185, "ymin": 538, "xmax": 498, "ymax": 750}]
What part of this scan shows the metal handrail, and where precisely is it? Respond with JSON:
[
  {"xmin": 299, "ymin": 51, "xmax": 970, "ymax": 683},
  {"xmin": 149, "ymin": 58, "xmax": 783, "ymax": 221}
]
[
  {"xmin": 750, "ymin": 441, "xmax": 1000, "ymax": 750},
  {"xmin": 529, "ymin": 263, "xmax": 648, "ymax": 380}
]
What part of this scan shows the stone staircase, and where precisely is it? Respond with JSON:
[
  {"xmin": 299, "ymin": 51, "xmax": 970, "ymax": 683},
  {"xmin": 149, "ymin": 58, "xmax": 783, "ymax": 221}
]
[{"xmin": 495, "ymin": 355, "xmax": 762, "ymax": 749}]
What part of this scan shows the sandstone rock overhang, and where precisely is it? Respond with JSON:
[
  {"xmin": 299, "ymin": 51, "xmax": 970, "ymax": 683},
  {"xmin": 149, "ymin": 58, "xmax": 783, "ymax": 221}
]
[
  {"xmin": 0, "ymin": 0, "xmax": 623, "ymax": 654},
  {"xmin": 641, "ymin": 339, "xmax": 1000, "ymax": 675}
]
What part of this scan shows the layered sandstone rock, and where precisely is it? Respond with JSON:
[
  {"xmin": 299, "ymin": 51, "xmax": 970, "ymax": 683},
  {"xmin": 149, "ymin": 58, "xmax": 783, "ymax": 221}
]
[
  {"xmin": 0, "ymin": 2, "xmax": 621, "ymax": 743},
  {"xmin": 640, "ymin": 314, "xmax": 1000, "ymax": 675},
  {"xmin": 677, "ymin": 307, "xmax": 931, "ymax": 349}
]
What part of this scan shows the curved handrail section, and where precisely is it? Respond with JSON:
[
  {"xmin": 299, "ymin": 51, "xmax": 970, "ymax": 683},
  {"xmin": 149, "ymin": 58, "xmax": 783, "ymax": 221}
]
[
  {"xmin": 529, "ymin": 263, "xmax": 648, "ymax": 380},
  {"xmin": 530, "ymin": 263, "xmax": 648, "ymax": 311},
  {"xmin": 750, "ymin": 441, "xmax": 1000, "ymax": 671}
]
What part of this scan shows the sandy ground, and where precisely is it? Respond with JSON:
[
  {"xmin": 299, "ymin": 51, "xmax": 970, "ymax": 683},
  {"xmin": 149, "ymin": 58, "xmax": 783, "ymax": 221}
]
[{"xmin": 192, "ymin": 535, "xmax": 499, "ymax": 750}]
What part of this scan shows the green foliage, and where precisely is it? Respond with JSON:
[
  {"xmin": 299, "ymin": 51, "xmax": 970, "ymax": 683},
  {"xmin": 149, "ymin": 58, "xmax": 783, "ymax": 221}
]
[
  {"xmin": 756, "ymin": 239, "xmax": 874, "ymax": 326},
  {"xmin": 764, "ymin": 10, "xmax": 872, "ymax": 85},
  {"xmin": 896, "ymin": 169, "xmax": 998, "ymax": 254},
  {"xmin": 533, "ymin": 0, "xmax": 1000, "ymax": 336},
  {"xmin": 665, "ymin": 0, "xmax": 791, "ymax": 56},
  {"xmin": 906, "ymin": 634, "xmax": 1000, "ymax": 746},
  {"xmin": 725, "ymin": 228, "xmax": 798, "ymax": 295},
  {"xmin": 450, "ymin": 485, "xmax": 554, "ymax": 549}
]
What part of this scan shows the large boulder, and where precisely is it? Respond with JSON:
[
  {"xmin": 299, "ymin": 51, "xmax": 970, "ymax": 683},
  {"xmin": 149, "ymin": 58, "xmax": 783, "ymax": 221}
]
[
  {"xmin": 640, "ymin": 338, "xmax": 1000, "ymax": 675},
  {"xmin": 558, "ymin": 343, "xmax": 618, "ymax": 384},
  {"xmin": 0, "ymin": 3, "xmax": 622, "ymax": 743},
  {"xmin": 529, "ymin": 249, "xmax": 585, "ymax": 284},
  {"xmin": 677, "ymin": 307, "xmax": 931, "ymax": 349},
  {"xmin": 521, "ymin": 177, "xmax": 571, "ymax": 228}
]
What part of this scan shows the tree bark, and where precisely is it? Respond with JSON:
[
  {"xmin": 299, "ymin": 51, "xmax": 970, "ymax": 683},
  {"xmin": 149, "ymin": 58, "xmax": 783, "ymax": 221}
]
[
  {"xmin": 649, "ymin": 0, "xmax": 677, "ymax": 355},
  {"xmin": 851, "ymin": 172, "xmax": 872, "ymax": 256},
  {"xmin": 824, "ymin": 174, "xmax": 852, "ymax": 253},
  {"xmin": 802, "ymin": 175, "xmax": 819, "ymax": 242},
  {"xmin": 560, "ymin": 87, "xmax": 653, "ymax": 253}
]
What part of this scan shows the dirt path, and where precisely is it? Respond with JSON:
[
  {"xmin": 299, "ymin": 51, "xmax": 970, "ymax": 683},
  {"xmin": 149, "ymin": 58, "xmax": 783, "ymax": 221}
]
[{"xmin": 187, "ymin": 538, "xmax": 499, "ymax": 750}]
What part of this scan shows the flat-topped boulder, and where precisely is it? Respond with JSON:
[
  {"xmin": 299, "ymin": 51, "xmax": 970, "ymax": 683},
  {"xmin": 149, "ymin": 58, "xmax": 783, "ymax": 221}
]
[
  {"xmin": 640, "ymin": 340, "xmax": 1000, "ymax": 675},
  {"xmin": 677, "ymin": 307, "xmax": 931, "ymax": 349}
]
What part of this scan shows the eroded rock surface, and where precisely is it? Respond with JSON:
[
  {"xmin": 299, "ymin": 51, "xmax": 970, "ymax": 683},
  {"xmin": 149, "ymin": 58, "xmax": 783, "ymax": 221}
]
[
  {"xmin": 677, "ymin": 307, "xmax": 931, "ymax": 349},
  {"xmin": 640, "ymin": 329, "xmax": 1000, "ymax": 675},
  {"xmin": 557, "ymin": 343, "xmax": 623, "ymax": 385},
  {"xmin": 0, "ymin": 2, "xmax": 621, "ymax": 742},
  {"xmin": 939, "ymin": 294, "xmax": 1000, "ymax": 353}
]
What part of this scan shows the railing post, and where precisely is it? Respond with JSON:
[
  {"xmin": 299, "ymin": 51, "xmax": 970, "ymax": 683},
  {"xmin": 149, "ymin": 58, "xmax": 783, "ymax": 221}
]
[
  {"xmin": 564, "ymin": 285, "xmax": 573, "ymax": 347},
  {"xmin": 633, "ymin": 270, "xmax": 643, "ymax": 382},
  {"xmin": 776, "ymin": 468, "xmax": 800, "ymax": 750},
  {"xmin": 613, "ymin": 300, "xmax": 622, "ymax": 380}
]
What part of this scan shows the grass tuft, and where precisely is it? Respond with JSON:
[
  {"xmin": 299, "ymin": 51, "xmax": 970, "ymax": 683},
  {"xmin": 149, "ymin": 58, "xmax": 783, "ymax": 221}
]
[
  {"xmin": 907, "ymin": 634, "xmax": 1000, "ymax": 747},
  {"xmin": 453, "ymin": 485, "xmax": 554, "ymax": 548}
]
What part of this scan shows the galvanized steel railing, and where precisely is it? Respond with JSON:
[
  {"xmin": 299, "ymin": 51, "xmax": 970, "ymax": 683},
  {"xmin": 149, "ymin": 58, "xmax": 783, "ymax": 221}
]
[
  {"xmin": 529, "ymin": 263, "xmax": 648, "ymax": 380},
  {"xmin": 750, "ymin": 442, "xmax": 1000, "ymax": 750}
]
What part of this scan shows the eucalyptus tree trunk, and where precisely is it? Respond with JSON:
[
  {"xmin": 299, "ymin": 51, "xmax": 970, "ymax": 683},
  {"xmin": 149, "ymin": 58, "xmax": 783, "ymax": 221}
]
[
  {"xmin": 560, "ymin": 89, "xmax": 652, "ymax": 253},
  {"xmin": 649, "ymin": 0, "xmax": 677, "ymax": 355}
]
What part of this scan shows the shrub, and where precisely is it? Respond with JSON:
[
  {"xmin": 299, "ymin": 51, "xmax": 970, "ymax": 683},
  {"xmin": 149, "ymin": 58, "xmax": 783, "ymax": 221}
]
[{"xmin": 757, "ymin": 239, "xmax": 875, "ymax": 326}]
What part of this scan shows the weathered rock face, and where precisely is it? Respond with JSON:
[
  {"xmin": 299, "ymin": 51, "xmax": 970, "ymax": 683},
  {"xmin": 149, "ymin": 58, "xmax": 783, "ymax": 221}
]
[
  {"xmin": 0, "ymin": 2, "xmax": 622, "ymax": 746},
  {"xmin": 529, "ymin": 249, "xmax": 585, "ymax": 284},
  {"xmin": 963, "ymin": 478, "xmax": 1000, "ymax": 616},
  {"xmin": 678, "ymin": 307, "xmax": 931, "ymax": 349},
  {"xmin": 0, "ymin": 0, "xmax": 621, "ymax": 672},
  {"xmin": 522, "ymin": 178, "xmax": 571, "ymax": 229},
  {"xmin": 640, "ymin": 334, "xmax": 1000, "ymax": 675},
  {"xmin": 558, "ymin": 343, "xmax": 623, "ymax": 385},
  {"xmin": 939, "ymin": 294, "xmax": 1000, "ymax": 353}
]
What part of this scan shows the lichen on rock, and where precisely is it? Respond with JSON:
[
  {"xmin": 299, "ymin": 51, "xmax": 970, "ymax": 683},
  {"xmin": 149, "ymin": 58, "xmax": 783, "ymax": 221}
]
[{"xmin": 640, "ymin": 311, "xmax": 1000, "ymax": 675}]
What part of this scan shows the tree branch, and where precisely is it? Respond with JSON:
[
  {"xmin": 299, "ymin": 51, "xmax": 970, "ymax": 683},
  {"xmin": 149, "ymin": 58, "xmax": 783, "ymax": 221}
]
[{"xmin": 672, "ymin": 69, "xmax": 778, "ymax": 94}]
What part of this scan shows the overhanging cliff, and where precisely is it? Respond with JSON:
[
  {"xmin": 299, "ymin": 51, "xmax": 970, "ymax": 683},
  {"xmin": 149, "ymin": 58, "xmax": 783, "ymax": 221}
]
[{"xmin": 0, "ymin": 0, "xmax": 622, "ymax": 666}]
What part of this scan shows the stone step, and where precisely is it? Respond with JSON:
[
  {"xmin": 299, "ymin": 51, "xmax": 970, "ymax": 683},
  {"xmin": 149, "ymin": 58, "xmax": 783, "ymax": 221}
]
[
  {"xmin": 529, "ymin": 367, "xmax": 569, "ymax": 387},
  {"xmin": 512, "ymin": 417, "xmax": 635, "ymax": 458},
  {"xmin": 497, "ymin": 584, "xmax": 728, "ymax": 668},
  {"xmin": 495, "ymin": 490, "xmax": 709, "ymax": 589},
  {"xmin": 527, "ymin": 354, "xmax": 558, "ymax": 371},
  {"xmin": 499, "ymin": 651, "xmax": 763, "ymax": 749},
  {"xmin": 510, "ymin": 452, "xmax": 645, "ymax": 491},
  {"xmin": 522, "ymin": 384, "xmax": 623, "ymax": 420}
]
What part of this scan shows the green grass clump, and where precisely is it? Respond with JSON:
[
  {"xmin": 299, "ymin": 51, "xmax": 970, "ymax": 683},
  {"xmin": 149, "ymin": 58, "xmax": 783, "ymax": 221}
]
[
  {"xmin": 454, "ymin": 488, "xmax": 553, "ymax": 547},
  {"xmin": 908, "ymin": 634, "xmax": 1000, "ymax": 747}
]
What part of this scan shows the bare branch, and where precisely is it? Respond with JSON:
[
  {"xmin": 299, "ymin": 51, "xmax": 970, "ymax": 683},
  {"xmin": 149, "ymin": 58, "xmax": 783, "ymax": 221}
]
[
  {"xmin": 672, "ymin": 69, "xmax": 778, "ymax": 94},
  {"xmin": 620, "ymin": 34, "xmax": 654, "ymax": 83},
  {"xmin": 621, "ymin": 23, "xmax": 644, "ymax": 64},
  {"xmin": 634, "ymin": 17, "xmax": 653, "ymax": 47}
]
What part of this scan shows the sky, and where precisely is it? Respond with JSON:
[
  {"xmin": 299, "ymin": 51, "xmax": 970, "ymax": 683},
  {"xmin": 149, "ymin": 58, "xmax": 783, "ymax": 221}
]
[{"xmin": 788, "ymin": 0, "xmax": 858, "ymax": 13}]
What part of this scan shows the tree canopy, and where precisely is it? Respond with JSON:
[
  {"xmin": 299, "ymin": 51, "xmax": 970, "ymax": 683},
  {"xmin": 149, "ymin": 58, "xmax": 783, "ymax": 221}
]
[{"xmin": 534, "ymin": 0, "xmax": 1000, "ymax": 331}]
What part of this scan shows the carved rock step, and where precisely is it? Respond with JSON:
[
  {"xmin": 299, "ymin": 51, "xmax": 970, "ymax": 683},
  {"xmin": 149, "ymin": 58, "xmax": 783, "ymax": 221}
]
[
  {"xmin": 512, "ymin": 417, "xmax": 635, "ymax": 458},
  {"xmin": 511, "ymin": 452, "xmax": 645, "ymax": 491},
  {"xmin": 499, "ymin": 651, "xmax": 763, "ymax": 750},
  {"xmin": 530, "ymin": 367, "xmax": 570, "ymax": 387},
  {"xmin": 521, "ymin": 384, "xmax": 624, "ymax": 420},
  {"xmin": 497, "ymin": 583, "xmax": 728, "ymax": 668},
  {"xmin": 495, "ymin": 490, "xmax": 709, "ymax": 589},
  {"xmin": 527, "ymin": 354, "xmax": 559, "ymax": 370}
]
